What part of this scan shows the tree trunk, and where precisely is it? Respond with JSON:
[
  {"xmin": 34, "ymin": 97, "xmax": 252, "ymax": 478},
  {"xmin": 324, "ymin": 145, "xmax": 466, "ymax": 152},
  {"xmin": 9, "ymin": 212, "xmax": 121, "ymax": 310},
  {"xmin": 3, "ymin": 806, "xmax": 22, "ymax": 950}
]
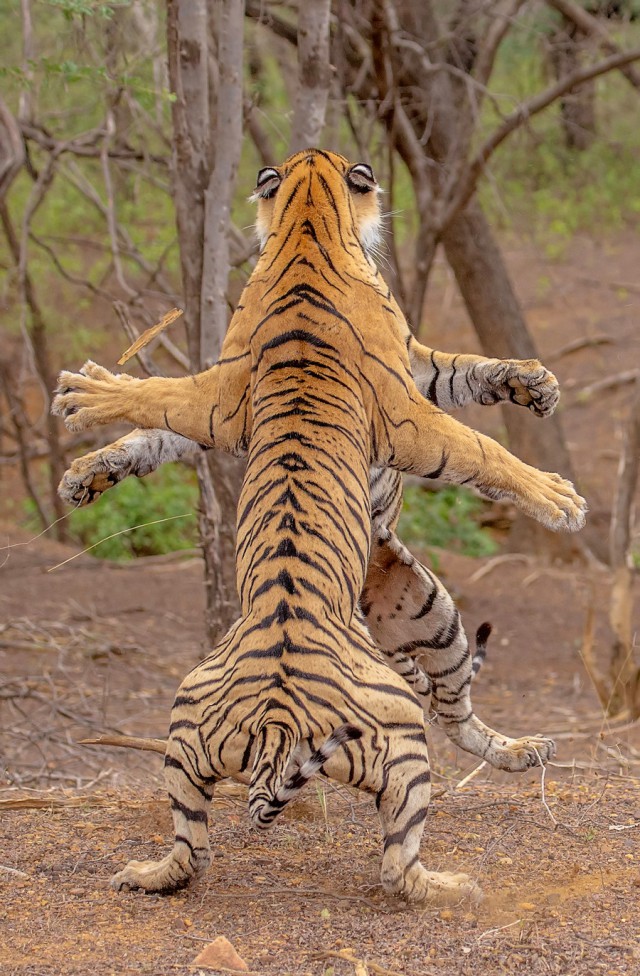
[
  {"xmin": 607, "ymin": 376, "xmax": 640, "ymax": 716},
  {"xmin": 548, "ymin": 18, "xmax": 597, "ymax": 151},
  {"xmin": 441, "ymin": 203, "xmax": 581, "ymax": 557},
  {"xmin": 369, "ymin": 0, "xmax": 580, "ymax": 556},
  {"xmin": 167, "ymin": 0, "xmax": 245, "ymax": 644},
  {"xmin": 0, "ymin": 199, "xmax": 68, "ymax": 540},
  {"xmin": 289, "ymin": 0, "xmax": 332, "ymax": 153}
]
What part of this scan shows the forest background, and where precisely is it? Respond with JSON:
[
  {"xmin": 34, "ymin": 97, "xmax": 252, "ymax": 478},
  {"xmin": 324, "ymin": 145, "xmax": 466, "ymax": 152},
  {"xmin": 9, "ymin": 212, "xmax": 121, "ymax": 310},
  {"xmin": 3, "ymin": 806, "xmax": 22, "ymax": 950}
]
[
  {"xmin": 2, "ymin": 4, "xmax": 640, "ymax": 974},
  {"xmin": 1, "ymin": 0, "xmax": 639, "ymax": 710}
]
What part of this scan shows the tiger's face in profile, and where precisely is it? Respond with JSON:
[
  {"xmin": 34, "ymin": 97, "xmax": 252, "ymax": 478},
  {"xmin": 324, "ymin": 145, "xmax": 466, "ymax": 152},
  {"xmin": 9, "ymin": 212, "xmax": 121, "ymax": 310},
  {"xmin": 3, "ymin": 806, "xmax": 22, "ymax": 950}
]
[{"xmin": 252, "ymin": 152, "xmax": 383, "ymax": 256}]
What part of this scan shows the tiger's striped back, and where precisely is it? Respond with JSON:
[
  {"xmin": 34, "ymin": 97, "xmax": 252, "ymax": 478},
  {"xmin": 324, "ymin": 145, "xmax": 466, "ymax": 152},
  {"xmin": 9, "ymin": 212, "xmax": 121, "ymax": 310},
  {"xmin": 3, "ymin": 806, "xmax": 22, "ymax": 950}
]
[
  {"xmin": 88, "ymin": 149, "xmax": 581, "ymax": 902},
  {"xmin": 109, "ymin": 150, "xmax": 470, "ymax": 903}
]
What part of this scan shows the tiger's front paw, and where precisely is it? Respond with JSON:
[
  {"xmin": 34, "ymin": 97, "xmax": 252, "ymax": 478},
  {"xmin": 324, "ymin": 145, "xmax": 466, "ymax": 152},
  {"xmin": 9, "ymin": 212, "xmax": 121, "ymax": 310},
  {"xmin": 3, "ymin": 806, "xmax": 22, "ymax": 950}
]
[
  {"xmin": 52, "ymin": 360, "xmax": 135, "ymax": 431},
  {"xmin": 515, "ymin": 469, "xmax": 587, "ymax": 533},
  {"xmin": 58, "ymin": 448, "xmax": 133, "ymax": 506},
  {"xmin": 482, "ymin": 360, "xmax": 559, "ymax": 418}
]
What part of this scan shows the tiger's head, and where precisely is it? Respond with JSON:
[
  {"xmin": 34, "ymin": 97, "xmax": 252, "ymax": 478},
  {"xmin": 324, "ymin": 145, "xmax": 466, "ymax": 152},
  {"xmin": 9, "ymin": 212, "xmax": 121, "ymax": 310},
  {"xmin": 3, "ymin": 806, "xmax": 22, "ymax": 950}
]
[{"xmin": 252, "ymin": 149, "xmax": 382, "ymax": 258}]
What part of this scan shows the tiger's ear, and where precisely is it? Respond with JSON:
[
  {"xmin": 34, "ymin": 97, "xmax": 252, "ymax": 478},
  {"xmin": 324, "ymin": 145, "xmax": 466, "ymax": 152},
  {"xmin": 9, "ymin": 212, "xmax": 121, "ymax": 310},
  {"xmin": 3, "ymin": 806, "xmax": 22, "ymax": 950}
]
[
  {"xmin": 347, "ymin": 164, "xmax": 378, "ymax": 194},
  {"xmin": 251, "ymin": 167, "xmax": 281, "ymax": 201}
]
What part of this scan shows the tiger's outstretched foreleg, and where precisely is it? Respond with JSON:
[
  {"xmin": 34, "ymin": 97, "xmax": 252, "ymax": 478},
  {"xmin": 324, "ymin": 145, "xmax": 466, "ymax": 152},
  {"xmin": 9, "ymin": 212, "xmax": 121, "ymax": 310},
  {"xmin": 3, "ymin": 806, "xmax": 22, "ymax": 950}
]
[
  {"xmin": 111, "ymin": 737, "xmax": 216, "ymax": 894},
  {"xmin": 52, "ymin": 361, "xmax": 223, "ymax": 445},
  {"xmin": 409, "ymin": 342, "xmax": 560, "ymax": 417},
  {"xmin": 386, "ymin": 397, "xmax": 586, "ymax": 533},
  {"xmin": 363, "ymin": 530, "xmax": 555, "ymax": 771},
  {"xmin": 53, "ymin": 350, "xmax": 560, "ymax": 507},
  {"xmin": 59, "ymin": 429, "xmax": 202, "ymax": 506}
]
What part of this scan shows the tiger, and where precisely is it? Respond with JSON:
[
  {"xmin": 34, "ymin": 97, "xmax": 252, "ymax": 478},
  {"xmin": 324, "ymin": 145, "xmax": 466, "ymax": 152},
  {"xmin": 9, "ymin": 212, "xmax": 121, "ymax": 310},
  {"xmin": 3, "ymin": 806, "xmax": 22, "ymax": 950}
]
[
  {"xmin": 53, "ymin": 151, "xmax": 586, "ymax": 903},
  {"xmin": 56, "ymin": 172, "xmax": 569, "ymax": 776}
]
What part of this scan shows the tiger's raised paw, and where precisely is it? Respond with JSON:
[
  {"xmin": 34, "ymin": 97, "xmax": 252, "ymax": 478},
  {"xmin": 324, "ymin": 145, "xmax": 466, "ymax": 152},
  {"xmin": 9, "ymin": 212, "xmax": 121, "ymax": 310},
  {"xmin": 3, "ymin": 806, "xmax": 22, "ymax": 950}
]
[
  {"xmin": 514, "ymin": 469, "xmax": 587, "ymax": 533},
  {"xmin": 52, "ymin": 360, "xmax": 135, "ymax": 432},
  {"xmin": 58, "ymin": 450, "xmax": 133, "ymax": 506},
  {"xmin": 480, "ymin": 359, "xmax": 559, "ymax": 418}
]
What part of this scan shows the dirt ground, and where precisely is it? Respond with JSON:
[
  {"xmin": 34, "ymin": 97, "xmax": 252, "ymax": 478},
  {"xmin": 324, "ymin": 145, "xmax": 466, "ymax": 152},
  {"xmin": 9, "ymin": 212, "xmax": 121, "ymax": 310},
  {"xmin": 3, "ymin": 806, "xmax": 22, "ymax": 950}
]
[{"xmin": 1, "ymin": 231, "xmax": 639, "ymax": 975}]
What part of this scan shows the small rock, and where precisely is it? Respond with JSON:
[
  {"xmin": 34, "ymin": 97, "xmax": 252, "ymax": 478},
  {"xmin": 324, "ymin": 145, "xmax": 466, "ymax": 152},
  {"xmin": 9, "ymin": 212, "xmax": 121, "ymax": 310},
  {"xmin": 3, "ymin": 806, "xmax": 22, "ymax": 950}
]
[{"xmin": 192, "ymin": 936, "xmax": 248, "ymax": 971}]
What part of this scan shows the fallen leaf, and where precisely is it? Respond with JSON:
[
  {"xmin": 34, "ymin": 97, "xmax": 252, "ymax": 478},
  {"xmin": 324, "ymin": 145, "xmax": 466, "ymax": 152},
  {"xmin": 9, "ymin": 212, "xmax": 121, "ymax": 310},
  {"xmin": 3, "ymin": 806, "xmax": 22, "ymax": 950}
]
[{"xmin": 192, "ymin": 936, "xmax": 248, "ymax": 972}]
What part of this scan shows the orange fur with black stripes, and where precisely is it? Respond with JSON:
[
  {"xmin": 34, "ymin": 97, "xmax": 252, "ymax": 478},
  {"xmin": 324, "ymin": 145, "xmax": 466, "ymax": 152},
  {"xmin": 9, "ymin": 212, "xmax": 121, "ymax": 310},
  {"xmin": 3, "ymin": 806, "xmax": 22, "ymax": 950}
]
[{"xmin": 54, "ymin": 151, "xmax": 585, "ymax": 901}]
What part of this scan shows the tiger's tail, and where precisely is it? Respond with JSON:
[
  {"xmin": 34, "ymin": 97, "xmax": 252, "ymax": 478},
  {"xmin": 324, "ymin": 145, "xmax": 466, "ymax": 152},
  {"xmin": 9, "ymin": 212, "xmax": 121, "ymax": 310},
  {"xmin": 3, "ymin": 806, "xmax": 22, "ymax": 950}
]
[
  {"xmin": 471, "ymin": 621, "xmax": 492, "ymax": 677},
  {"xmin": 249, "ymin": 723, "xmax": 362, "ymax": 829}
]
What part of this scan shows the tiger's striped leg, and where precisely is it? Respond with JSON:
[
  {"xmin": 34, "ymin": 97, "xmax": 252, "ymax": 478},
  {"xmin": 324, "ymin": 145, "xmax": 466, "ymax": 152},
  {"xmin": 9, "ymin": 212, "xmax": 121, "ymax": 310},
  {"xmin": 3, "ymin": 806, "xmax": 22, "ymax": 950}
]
[
  {"xmin": 112, "ymin": 737, "xmax": 216, "ymax": 894},
  {"xmin": 362, "ymin": 530, "xmax": 556, "ymax": 771},
  {"xmin": 375, "ymin": 741, "xmax": 478, "ymax": 904},
  {"xmin": 408, "ymin": 341, "xmax": 560, "ymax": 417},
  {"xmin": 58, "ymin": 429, "xmax": 202, "ymax": 506},
  {"xmin": 53, "ymin": 361, "xmax": 222, "ymax": 445},
  {"xmin": 388, "ymin": 398, "xmax": 586, "ymax": 532}
]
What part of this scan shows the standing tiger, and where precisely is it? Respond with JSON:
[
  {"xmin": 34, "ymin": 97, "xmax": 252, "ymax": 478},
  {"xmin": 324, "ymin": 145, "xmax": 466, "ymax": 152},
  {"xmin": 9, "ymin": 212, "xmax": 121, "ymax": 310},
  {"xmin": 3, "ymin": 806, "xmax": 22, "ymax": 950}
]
[
  {"xmin": 53, "ymin": 150, "xmax": 585, "ymax": 901},
  {"xmin": 57, "ymin": 162, "xmax": 570, "ymax": 774}
]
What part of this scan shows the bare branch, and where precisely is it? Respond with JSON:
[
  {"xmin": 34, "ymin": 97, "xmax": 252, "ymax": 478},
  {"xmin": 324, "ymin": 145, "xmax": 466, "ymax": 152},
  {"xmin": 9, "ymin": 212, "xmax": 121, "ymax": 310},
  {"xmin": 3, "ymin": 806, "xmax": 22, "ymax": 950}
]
[
  {"xmin": 29, "ymin": 232, "xmax": 187, "ymax": 371},
  {"xmin": 19, "ymin": 0, "xmax": 35, "ymax": 122},
  {"xmin": 101, "ymin": 111, "xmax": 137, "ymax": 300},
  {"xmin": 576, "ymin": 370, "xmax": 640, "ymax": 404},
  {"xmin": 0, "ymin": 98, "xmax": 25, "ymax": 200},
  {"xmin": 546, "ymin": 0, "xmax": 640, "ymax": 92},
  {"xmin": 80, "ymin": 733, "xmax": 166, "ymax": 754},
  {"xmin": 28, "ymin": 233, "xmax": 115, "ymax": 301},
  {"xmin": 444, "ymin": 45, "xmax": 640, "ymax": 227},
  {"xmin": 245, "ymin": 0, "xmax": 298, "ymax": 45},
  {"xmin": 244, "ymin": 96, "xmax": 277, "ymax": 165},
  {"xmin": 61, "ymin": 159, "xmax": 179, "ymax": 303},
  {"xmin": 473, "ymin": 0, "xmax": 525, "ymax": 91},
  {"xmin": 20, "ymin": 121, "xmax": 169, "ymax": 165}
]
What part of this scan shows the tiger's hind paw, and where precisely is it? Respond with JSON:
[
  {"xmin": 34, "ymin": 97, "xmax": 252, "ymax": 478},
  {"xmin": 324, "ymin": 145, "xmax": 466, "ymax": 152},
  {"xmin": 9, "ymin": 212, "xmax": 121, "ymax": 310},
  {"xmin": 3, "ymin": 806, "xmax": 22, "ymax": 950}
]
[
  {"xmin": 111, "ymin": 858, "xmax": 172, "ymax": 894},
  {"xmin": 111, "ymin": 849, "xmax": 208, "ymax": 895},
  {"xmin": 484, "ymin": 734, "xmax": 556, "ymax": 772},
  {"xmin": 446, "ymin": 717, "xmax": 556, "ymax": 773},
  {"xmin": 401, "ymin": 866, "xmax": 482, "ymax": 907}
]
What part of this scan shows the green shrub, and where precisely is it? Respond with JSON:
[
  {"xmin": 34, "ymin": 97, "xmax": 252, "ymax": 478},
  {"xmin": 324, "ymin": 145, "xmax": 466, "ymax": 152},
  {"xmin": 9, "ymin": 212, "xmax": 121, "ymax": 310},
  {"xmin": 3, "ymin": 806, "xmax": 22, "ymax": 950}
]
[
  {"xmin": 397, "ymin": 484, "xmax": 498, "ymax": 560},
  {"xmin": 66, "ymin": 464, "xmax": 199, "ymax": 560},
  {"xmin": 22, "ymin": 464, "xmax": 200, "ymax": 561}
]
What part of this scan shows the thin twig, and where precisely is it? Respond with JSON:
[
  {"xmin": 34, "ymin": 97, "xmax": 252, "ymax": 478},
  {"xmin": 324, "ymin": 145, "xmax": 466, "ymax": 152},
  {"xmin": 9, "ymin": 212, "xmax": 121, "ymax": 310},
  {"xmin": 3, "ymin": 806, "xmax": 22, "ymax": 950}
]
[
  {"xmin": 0, "ymin": 864, "xmax": 30, "ymax": 878},
  {"xmin": 456, "ymin": 761, "xmax": 487, "ymax": 790},
  {"xmin": 79, "ymin": 733, "xmax": 166, "ymax": 755},
  {"xmin": 535, "ymin": 749, "xmax": 558, "ymax": 828},
  {"xmin": 575, "ymin": 370, "xmax": 640, "ymax": 403}
]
